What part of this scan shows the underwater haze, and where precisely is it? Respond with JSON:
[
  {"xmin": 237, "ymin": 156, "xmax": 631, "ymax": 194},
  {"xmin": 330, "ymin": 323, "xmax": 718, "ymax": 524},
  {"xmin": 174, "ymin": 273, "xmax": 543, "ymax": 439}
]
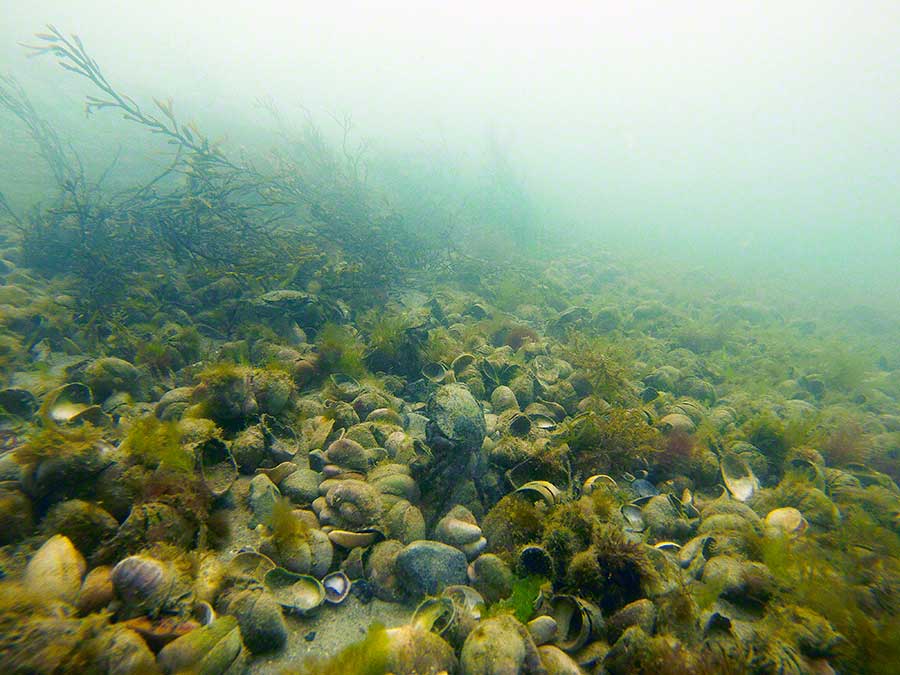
[
  {"xmin": 2, "ymin": 1, "xmax": 898, "ymax": 308},
  {"xmin": 2, "ymin": 2, "xmax": 900, "ymax": 674}
]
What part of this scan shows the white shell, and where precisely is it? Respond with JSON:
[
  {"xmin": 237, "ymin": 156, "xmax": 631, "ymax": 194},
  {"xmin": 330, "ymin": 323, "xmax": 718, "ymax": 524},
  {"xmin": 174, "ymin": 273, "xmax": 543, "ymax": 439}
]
[{"xmin": 720, "ymin": 452, "xmax": 759, "ymax": 502}]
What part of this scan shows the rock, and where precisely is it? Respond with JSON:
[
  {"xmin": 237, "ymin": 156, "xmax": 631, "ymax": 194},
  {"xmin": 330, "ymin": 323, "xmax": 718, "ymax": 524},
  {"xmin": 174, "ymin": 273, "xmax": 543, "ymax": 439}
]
[
  {"xmin": 25, "ymin": 534, "xmax": 86, "ymax": 604},
  {"xmin": 84, "ymin": 357, "xmax": 142, "ymax": 400},
  {"xmin": 280, "ymin": 468, "xmax": 322, "ymax": 505},
  {"xmin": 702, "ymin": 555, "xmax": 775, "ymax": 606},
  {"xmin": 395, "ymin": 540, "xmax": 468, "ymax": 598},
  {"xmin": 426, "ymin": 383, "xmax": 486, "ymax": 453},
  {"xmin": 607, "ymin": 599, "xmax": 658, "ymax": 644},
  {"xmin": 460, "ymin": 614, "xmax": 544, "ymax": 675},
  {"xmin": 469, "ymin": 553, "xmax": 514, "ymax": 604},
  {"xmin": 0, "ymin": 484, "xmax": 33, "ymax": 544},
  {"xmin": 231, "ymin": 425, "xmax": 267, "ymax": 474}
]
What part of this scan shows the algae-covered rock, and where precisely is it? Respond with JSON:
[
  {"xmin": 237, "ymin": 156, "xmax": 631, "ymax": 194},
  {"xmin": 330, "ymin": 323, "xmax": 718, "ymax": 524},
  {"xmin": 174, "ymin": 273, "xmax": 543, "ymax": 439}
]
[
  {"xmin": 384, "ymin": 625, "xmax": 458, "ymax": 675},
  {"xmin": 280, "ymin": 467, "xmax": 321, "ymax": 505},
  {"xmin": 396, "ymin": 540, "xmax": 469, "ymax": 598},
  {"xmin": 460, "ymin": 614, "xmax": 545, "ymax": 675},
  {"xmin": 231, "ymin": 424, "xmax": 267, "ymax": 474},
  {"xmin": 426, "ymin": 383, "xmax": 486, "ymax": 453},
  {"xmin": 607, "ymin": 598, "xmax": 657, "ymax": 644},
  {"xmin": 469, "ymin": 553, "xmax": 514, "ymax": 603},
  {"xmin": 0, "ymin": 484, "xmax": 33, "ymax": 544},
  {"xmin": 84, "ymin": 357, "xmax": 143, "ymax": 400},
  {"xmin": 41, "ymin": 498, "xmax": 118, "ymax": 558}
]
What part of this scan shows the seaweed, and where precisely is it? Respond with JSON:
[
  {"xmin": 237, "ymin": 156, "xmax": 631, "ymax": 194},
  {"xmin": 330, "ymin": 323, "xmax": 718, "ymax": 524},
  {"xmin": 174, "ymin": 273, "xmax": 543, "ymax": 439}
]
[
  {"xmin": 266, "ymin": 497, "xmax": 310, "ymax": 548},
  {"xmin": 558, "ymin": 329, "xmax": 635, "ymax": 405},
  {"xmin": 564, "ymin": 523, "xmax": 654, "ymax": 613},
  {"xmin": 14, "ymin": 422, "xmax": 103, "ymax": 467},
  {"xmin": 287, "ymin": 623, "xmax": 389, "ymax": 675},
  {"xmin": 120, "ymin": 415, "xmax": 190, "ymax": 472},
  {"xmin": 563, "ymin": 408, "xmax": 661, "ymax": 477},
  {"xmin": 741, "ymin": 411, "xmax": 789, "ymax": 473},
  {"xmin": 315, "ymin": 323, "xmax": 367, "ymax": 378},
  {"xmin": 486, "ymin": 574, "xmax": 546, "ymax": 623}
]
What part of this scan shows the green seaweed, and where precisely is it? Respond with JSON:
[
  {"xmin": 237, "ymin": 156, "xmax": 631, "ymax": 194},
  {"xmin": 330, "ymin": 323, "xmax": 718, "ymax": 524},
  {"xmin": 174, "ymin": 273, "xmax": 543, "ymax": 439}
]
[
  {"xmin": 120, "ymin": 414, "xmax": 191, "ymax": 472},
  {"xmin": 14, "ymin": 423, "xmax": 104, "ymax": 467},
  {"xmin": 266, "ymin": 497, "xmax": 310, "ymax": 548},
  {"xmin": 287, "ymin": 623, "xmax": 389, "ymax": 675},
  {"xmin": 315, "ymin": 322, "xmax": 368, "ymax": 378},
  {"xmin": 486, "ymin": 574, "xmax": 546, "ymax": 623}
]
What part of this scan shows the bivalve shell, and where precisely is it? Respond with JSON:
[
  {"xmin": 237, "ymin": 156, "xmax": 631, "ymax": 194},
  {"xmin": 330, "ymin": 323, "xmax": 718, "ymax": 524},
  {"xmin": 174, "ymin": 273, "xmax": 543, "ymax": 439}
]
[
  {"xmin": 157, "ymin": 615, "xmax": 243, "ymax": 675},
  {"xmin": 111, "ymin": 555, "xmax": 175, "ymax": 617},
  {"xmin": 227, "ymin": 550, "xmax": 276, "ymax": 582},
  {"xmin": 323, "ymin": 570, "xmax": 351, "ymax": 604},
  {"xmin": 328, "ymin": 528, "xmax": 384, "ymax": 549},
  {"xmin": 720, "ymin": 452, "xmax": 760, "ymax": 502},
  {"xmin": 548, "ymin": 595, "xmax": 605, "ymax": 653},
  {"xmin": 514, "ymin": 480, "xmax": 561, "ymax": 507},
  {"xmin": 264, "ymin": 567, "xmax": 326, "ymax": 616},
  {"xmin": 197, "ymin": 438, "xmax": 238, "ymax": 498},
  {"xmin": 765, "ymin": 507, "xmax": 808, "ymax": 536}
]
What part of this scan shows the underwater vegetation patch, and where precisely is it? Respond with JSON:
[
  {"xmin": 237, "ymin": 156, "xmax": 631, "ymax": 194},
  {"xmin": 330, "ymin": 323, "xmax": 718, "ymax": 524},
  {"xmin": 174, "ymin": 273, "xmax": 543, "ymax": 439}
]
[{"xmin": 315, "ymin": 322, "xmax": 368, "ymax": 378}]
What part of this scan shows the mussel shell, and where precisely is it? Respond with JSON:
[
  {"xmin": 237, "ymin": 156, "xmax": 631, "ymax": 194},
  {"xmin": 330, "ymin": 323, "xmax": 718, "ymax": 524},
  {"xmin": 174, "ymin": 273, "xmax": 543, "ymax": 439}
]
[
  {"xmin": 620, "ymin": 504, "xmax": 646, "ymax": 531},
  {"xmin": 257, "ymin": 461, "xmax": 299, "ymax": 486},
  {"xmin": 720, "ymin": 452, "xmax": 760, "ymax": 502},
  {"xmin": 442, "ymin": 584, "xmax": 485, "ymax": 616},
  {"xmin": 367, "ymin": 407, "xmax": 404, "ymax": 425},
  {"xmin": 157, "ymin": 615, "xmax": 242, "ymax": 675},
  {"xmin": 653, "ymin": 541, "xmax": 682, "ymax": 552},
  {"xmin": 764, "ymin": 507, "xmax": 808, "ymax": 535},
  {"xmin": 328, "ymin": 528, "xmax": 384, "ymax": 549},
  {"xmin": 329, "ymin": 374, "xmax": 362, "ymax": 400},
  {"xmin": 264, "ymin": 567, "xmax": 326, "ymax": 616},
  {"xmin": 549, "ymin": 595, "xmax": 605, "ymax": 653},
  {"xmin": 532, "ymin": 355, "xmax": 560, "ymax": 385},
  {"xmin": 514, "ymin": 480, "xmax": 561, "ymax": 506},
  {"xmin": 631, "ymin": 478, "xmax": 659, "ymax": 498},
  {"xmin": 535, "ymin": 399, "xmax": 567, "ymax": 422},
  {"xmin": 412, "ymin": 596, "xmax": 457, "ymax": 635},
  {"xmin": 529, "ymin": 414, "xmax": 557, "ymax": 431},
  {"xmin": 518, "ymin": 544, "xmax": 555, "ymax": 578},
  {"xmin": 0, "ymin": 388, "xmax": 37, "ymax": 419},
  {"xmin": 227, "ymin": 550, "xmax": 277, "ymax": 582},
  {"xmin": 198, "ymin": 438, "xmax": 238, "ymax": 498},
  {"xmin": 41, "ymin": 383, "xmax": 99, "ymax": 426},
  {"xmin": 508, "ymin": 413, "xmax": 532, "ymax": 437},
  {"xmin": 450, "ymin": 353, "xmax": 476, "ymax": 375},
  {"xmin": 322, "ymin": 570, "xmax": 351, "ymax": 604},
  {"xmin": 583, "ymin": 474, "xmax": 617, "ymax": 494},
  {"xmin": 422, "ymin": 362, "xmax": 453, "ymax": 384},
  {"xmin": 193, "ymin": 600, "xmax": 216, "ymax": 626}
]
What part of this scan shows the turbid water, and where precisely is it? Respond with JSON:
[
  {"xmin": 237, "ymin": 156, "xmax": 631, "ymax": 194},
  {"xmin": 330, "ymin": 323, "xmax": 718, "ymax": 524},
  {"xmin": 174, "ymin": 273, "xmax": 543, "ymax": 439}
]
[{"xmin": 0, "ymin": 4, "xmax": 898, "ymax": 674}]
